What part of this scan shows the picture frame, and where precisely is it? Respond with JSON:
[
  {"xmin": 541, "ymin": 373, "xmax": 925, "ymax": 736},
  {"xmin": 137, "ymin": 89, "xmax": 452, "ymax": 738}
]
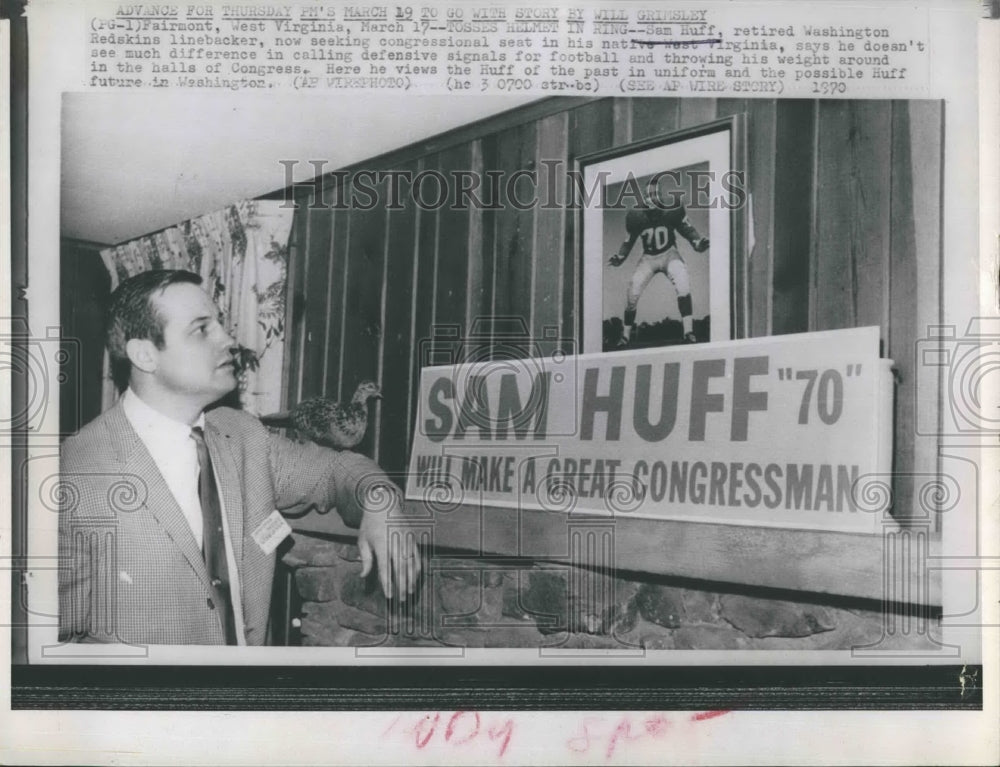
[{"xmin": 578, "ymin": 116, "xmax": 748, "ymax": 353}]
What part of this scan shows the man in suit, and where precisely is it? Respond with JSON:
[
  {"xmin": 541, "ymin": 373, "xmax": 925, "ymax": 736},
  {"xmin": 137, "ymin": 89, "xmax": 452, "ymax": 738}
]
[{"xmin": 58, "ymin": 269, "xmax": 419, "ymax": 645}]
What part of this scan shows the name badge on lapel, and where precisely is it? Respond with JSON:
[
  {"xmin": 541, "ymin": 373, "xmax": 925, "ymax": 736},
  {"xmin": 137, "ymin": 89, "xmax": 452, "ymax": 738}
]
[{"xmin": 251, "ymin": 510, "xmax": 292, "ymax": 555}]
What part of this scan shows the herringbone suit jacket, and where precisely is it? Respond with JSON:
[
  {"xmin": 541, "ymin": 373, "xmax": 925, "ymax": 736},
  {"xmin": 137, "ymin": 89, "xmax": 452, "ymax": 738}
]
[{"xmin": 58, "ymin": 400, "xmax": 385, "ymax": 645}]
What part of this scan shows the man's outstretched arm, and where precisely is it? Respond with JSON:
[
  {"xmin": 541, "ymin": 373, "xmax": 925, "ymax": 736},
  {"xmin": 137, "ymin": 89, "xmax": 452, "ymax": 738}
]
[{"xmin": 268, "ymin": 432, "xmax": 420, "ymax": 600}]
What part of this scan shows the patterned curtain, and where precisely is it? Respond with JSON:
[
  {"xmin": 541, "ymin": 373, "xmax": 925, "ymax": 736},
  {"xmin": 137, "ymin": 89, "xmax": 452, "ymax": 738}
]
[{"xmin": 99, "ymin": 199, "xmax": 294, "ymax": 415}]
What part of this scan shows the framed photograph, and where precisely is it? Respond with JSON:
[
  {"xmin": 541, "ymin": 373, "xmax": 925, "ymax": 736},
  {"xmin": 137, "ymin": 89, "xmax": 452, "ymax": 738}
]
[{"xmin": 579, "ymin": 116, "xmax": 748, "ymax": 353}]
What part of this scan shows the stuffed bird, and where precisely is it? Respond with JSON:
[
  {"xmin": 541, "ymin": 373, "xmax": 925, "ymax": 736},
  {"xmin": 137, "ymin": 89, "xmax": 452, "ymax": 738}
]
[{"xmin": 260, "ymin": 380, "xmax": 382, "ymax": 450}]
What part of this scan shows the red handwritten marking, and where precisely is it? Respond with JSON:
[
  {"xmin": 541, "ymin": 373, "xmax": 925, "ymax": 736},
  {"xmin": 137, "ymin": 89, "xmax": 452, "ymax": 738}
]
[
  {"xmin": 690, "ymin": 710, "xmax": 731, "ymax": 721},
  {"xmin": 644, "ymin": 712, "xmax": 671, "ymax": 737},
  {"xmin": 606, "ymin": 717, "xmax": 644, "ymax": 760},
  {"xmin": 567, "ymin": 712, "xmax": 729, "ymax": 759},
  {"xmin": 414, "ymin": 712, "xmax": 440, "ymax": 749},
  {"xmin": 381, "ymin": 714, "xmax": 402, "ymax": 738},
  {"xmin": 446, "ymin": 711, "xmax": 481, "ymax": 745},
  {"xmin": 391, "ymin": 712, "xmax": 514, "ymax": 759},
  {"xmin": 488, "ymin": 718, "xmax": 515, "ymax": 759},
  {"xmin": 566, "ymin": 716, "xmax": 604, "ymax": 753}
]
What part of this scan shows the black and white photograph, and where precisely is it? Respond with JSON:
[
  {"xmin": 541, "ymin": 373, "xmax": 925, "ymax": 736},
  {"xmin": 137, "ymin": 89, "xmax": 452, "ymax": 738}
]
[
  {"xmin": 4, "ymin": 0, "xmax": 996, "ymax": 764},
  {"xmin": 579, "ymin": 117, "xmax": 743, "ymax": 352},
  {"xmin": 46, "ymin": 91, "xmax": 953, "ymax": 657}
]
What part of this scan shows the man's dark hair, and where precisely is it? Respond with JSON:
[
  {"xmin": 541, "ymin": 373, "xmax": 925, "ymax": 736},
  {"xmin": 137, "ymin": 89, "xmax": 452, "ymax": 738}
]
[{"xmin": 107, "ymin": 269, "xmax": 203, "ymax": 391}]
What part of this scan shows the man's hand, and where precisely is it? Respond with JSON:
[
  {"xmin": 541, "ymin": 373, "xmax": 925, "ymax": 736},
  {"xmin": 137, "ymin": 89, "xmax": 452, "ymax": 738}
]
[
  {"xmin": 608, "ymin": 253, "xmax": 626, "ymax": 267},
  {"xmin": 357, "ymin": 483, "xmax": 421, "ymax": 600},
  {"xmin": 693, "ymin": 237, "xmax": 710, "ymax": 253}
]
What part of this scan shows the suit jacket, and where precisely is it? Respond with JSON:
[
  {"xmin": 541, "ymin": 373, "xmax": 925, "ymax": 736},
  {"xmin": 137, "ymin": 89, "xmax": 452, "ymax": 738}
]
[{"xmin": 58, "ymin": 400, "xmax": 386, "ymax": 645}]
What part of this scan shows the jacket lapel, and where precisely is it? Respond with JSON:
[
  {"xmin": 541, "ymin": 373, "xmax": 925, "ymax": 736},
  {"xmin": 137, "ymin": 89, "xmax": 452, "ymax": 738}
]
[
  {"xmin": 103, "ymin": 401, "xmax": 212, "ymax": 591},
  {"xmin": 206, "ymin": 412, "xmax": 270, "ymax": 642},
  {"xmin": 204, "ymin": 419, "xmax": 244, "ymax": 571}
]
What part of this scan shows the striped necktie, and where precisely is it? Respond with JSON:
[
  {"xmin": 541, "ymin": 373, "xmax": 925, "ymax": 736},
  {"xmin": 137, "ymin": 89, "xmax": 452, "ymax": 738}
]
[{"xmin": 190, "ymin": 425, "xmax": 237, "ymax": 645}]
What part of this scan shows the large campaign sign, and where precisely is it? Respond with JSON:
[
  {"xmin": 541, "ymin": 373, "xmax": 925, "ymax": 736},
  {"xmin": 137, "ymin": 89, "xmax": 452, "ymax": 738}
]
[{"xmin": 406, "ymin": 327, "xmax": 893, "ymax": 534}]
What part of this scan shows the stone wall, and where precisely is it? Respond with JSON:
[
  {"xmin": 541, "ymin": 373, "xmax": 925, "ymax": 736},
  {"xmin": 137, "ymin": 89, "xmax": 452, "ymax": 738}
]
[{"xmin": 283, "ymin": 533, "xmax": 941, "ymax": 651}]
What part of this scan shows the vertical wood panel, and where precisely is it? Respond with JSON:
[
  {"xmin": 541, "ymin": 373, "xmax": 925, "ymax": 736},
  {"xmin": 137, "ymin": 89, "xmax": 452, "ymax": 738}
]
[
  {"xmin": 612, "ymin": 97, "xmax": 633, "ymax": 145},
  {"xmin": 433, "ymin": 144, "xmax": 472, "ymax": 338},
  {"xmin": 771, "ymin": 101, "xmax": 816, "ymax": 335},
  {"xmin": 492, "ymin": 120, "xmax": 537, "ymax": 334},
  {"xmin": 60, "ymin": 243, "xmax": 80, "ymax": 435},
  {"xmin": 631, "ymin": 98, "xmax": 680, "ymax": 141},
  {"xmin": 855, "ymin": 104, "xmax": 893, "ymax": 331},
  {"xmin": 409, "ymin": 157, "xmax": 440, "ymax": 450},
  {"xmin": 565, "ymin": 99, "xmax": 615, "ymax": 349},
  {"xmin": 746, "ymin": 100, "xmax": 776, "ymax": 339},
  {"xmin": 280, "ymin": 215, "xmax": 300, "ymax": 408},
  {"xmin": 533, "ymin": 111, "xmax": 569, "ymax": 346},
  {"xmin": 340, "ymin": 179, "xmax": 387, "ymax": 458},
  {"xmin": 300, "ymin": 205, "xmax": 333, "ymax": 399},
  {"xmin": 286, "ymin": 205, "xmax": 309, "ymax": 404},
  {"xmin": 889, "ymin": 100, "xmax": 943, "ymax": 522},
  {"xmin": 812, "ymin": 101, "xmax": 892, "ymax": 333},
  {"xmin": 714, "ymin": 98, "xmax": 747, "ymax": 118},
  {"xmin": 888, "ymin": 102, "xmax": 918, "ymax": 521},
  {"xmin": 372, "ymin": 188, "xmax": 391, "ymax": 467},
  {"xmin": 464, "ymin": 139, "xmax": 488, "ymax": 351},
  {"xmin": 907, "ymin": 100, "xmax": 943, "ymax": 473},
  {"xmin": 478, "ymin": 136, "xmax": 499, "ymax": 331},
  {"xmin": 678, "ymin": 98, "xmax": 717, "ymax": 129},
  {"xmin": 61, "ymin": 242, "xmax": 112, "ymax": 434},
  {"xmin": 715, "ymin": 98, "xmax": 749, "ymax": 338},
  {"xmin": 325, "ymin": 203, "xmax": 351, "ymax": 400},
  {"xmin": 719, "ymin": 99, "xmax": 777, "ymax": 339},
  {"xmin": 75, "ymin": 247, "xmax": 111, "ymax": 428},
  {"xmin": 812, "ymin": 101, "xmax": 853, "ymax": 330},
  {"xmin": 379, "ymin": 164, "xmax": 419, "ymax": 476}
]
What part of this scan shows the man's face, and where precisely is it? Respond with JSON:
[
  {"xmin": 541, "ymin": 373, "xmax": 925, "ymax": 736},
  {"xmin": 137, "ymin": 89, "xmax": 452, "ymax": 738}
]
[{"xmin": 146, "ymin": 282, "xmax": 237, "ymax": 403}]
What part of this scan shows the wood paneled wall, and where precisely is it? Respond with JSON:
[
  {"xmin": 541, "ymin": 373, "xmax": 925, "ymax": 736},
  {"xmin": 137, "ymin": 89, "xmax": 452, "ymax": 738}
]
[
  {"xmin": 59, "ymin": 239, "xmax": 111, "ymax": 438},
  {"xmin": 283, "ymin": 97, "xmax": 942, "ymax": 518}
]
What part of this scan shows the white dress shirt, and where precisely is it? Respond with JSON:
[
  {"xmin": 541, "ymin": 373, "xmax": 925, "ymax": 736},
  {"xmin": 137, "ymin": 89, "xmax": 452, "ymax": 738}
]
[{"xmin": 122, "ymin": 388, "xmax": 247, "ymax": 644}]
